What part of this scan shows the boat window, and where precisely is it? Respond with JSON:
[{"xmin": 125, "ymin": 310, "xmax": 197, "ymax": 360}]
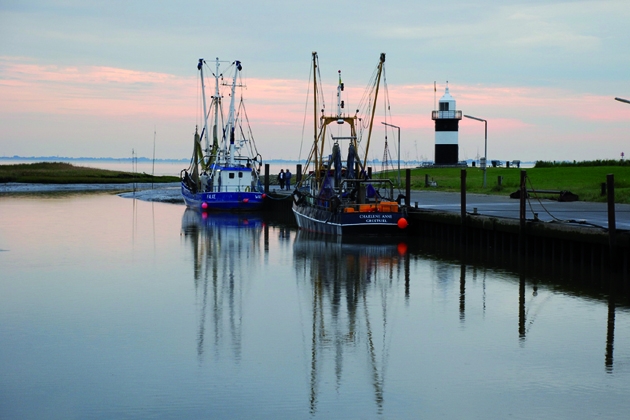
[
  {"xmin": 229, "ymin": 173, "xmax": 235, "ymax": 179},
  {"xmin": 238, "ymin": 172, "xmax": 243, "ymax": 178}
]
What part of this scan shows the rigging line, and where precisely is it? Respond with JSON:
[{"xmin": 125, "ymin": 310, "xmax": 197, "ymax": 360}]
[
  {"xmin": 299, "ymin": 59, "xmax": 314, "ymax": 162},
  {"xmin": 196, "ymin": 70, "xmax": 202, "ymax": 132},
  {"xmin": 315, "ymin": 54, "xmax": 326, "ymax": 116},
  {"xmin": 238, "ymin": 98, "xmax": 260, "ymax": 158}
]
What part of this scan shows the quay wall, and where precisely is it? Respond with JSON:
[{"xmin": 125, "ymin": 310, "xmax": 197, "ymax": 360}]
[
  {"xmin": 407, "ymin": 208, "xmax": 630, "ymax": 296},
  {"xmin": 263, "ymin": 190, "xmax": 630, "ymax": 296}
]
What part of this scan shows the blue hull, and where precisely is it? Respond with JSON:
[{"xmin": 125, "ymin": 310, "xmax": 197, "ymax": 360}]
[{"xmin": 181, "ymin": 182, "xmax": 264, "ymax": 211}]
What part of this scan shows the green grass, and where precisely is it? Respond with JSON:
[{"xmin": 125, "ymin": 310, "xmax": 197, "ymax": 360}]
[
  {"xmin": 379, "ymin": 165, "xmax": 630, "ymax": 203},
  {"xmin": 0, "ymin": 162, "xmax": 179, "ymax": 184}
]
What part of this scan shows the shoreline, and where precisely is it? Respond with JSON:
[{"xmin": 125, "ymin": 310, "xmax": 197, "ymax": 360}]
[{"xmin": 1, "ymin": 182, "xmax": 184, "ymax": 203}]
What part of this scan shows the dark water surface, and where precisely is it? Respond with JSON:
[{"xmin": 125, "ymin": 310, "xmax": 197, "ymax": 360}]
[{"xmin": 1, "ymin": 193, "xmax": 630, "ymax": 419}]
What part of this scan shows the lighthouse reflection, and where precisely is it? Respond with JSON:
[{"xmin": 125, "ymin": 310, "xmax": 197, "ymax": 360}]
[
  {"xmin": 181, "ymin": 209, "xmax": 263, "ymax": 363},
  {"xmin": 293, "ymin": 231, "xmax": 409, "ymax": 415}
]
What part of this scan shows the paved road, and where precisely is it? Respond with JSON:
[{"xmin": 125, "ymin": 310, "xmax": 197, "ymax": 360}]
[{"xmin": 408, "ymin": 190, "xmax": 630, "ymax": 231}]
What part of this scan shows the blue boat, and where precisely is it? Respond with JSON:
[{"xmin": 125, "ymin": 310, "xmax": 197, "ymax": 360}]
[{"xmin": 181, "ymin": 58, "xmax": 265, "ymax": 212}]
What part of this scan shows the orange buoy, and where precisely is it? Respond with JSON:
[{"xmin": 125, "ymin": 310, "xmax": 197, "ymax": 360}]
[{"xmin": 397, "ymin": 217, "xmax": 408, "ymax": 229}]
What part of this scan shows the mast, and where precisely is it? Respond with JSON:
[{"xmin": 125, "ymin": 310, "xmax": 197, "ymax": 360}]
[
  {"xmin": 210, "ymin": 58, "xmax": 221, "ymax": 167},
  {"xmin": 225, "ymin": 60, "xmax": 242, "ymax": 166},
  {"xmin": 313, "ymin": 52, "xmax": 319, "ymax": 186},
  {"xmin": 362, "ymin": 53, "xmax": 385, "ymax": 169},
  {"xmin": 198, "ymin": 59, "xmax": 210, "ymax": 161},
  {"xmin": 336, "ymin": 70, "xmax": 344, "ymax": 122}
]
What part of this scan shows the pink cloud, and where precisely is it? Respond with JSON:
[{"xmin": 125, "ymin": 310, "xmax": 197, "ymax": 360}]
[
  {"xmin": 0, "ymin": 56, "xmax": 196, "ymax": 119},
  {"xmin": 2, "ymin": 56, "xmax": 628, "ymax": 161}
]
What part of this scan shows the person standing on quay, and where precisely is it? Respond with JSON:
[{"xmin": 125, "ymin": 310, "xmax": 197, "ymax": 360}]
[
  {"xmin": 285, "ymin": 169, "xmax": 292, "ymax": 190},
  {"xmin": 278, "ymin": 169, "xmax": 285, "ymax": 190}
]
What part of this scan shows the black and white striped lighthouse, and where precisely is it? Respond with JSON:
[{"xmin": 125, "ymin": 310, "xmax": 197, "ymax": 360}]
[{"xmin": 432, "ymin": 83, "xmax": 462, "ymax": 165}]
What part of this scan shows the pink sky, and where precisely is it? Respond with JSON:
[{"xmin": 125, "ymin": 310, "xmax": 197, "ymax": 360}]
[{"xmin": 1, "ymin": 56, "xmax": 629, "ymax": 162}]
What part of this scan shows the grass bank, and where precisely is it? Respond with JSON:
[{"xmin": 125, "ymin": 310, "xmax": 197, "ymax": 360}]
[
  {"xmin": 379, "ymin": 166, "xmax": 630, "ymax": 204},
  {"xmin": 0, "ymin": 162, "xmax": 179, "ymax": 184}
]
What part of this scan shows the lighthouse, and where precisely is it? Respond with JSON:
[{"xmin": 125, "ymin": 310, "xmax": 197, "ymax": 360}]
[{"xmin": 432, "ymin": 84, "xmax": 462, "ymax": 165}]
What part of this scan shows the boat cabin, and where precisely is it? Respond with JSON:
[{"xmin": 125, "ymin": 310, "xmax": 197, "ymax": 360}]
[{"xmin": 202, "ymin": 165, "xmax": 255, "ymax": 193}]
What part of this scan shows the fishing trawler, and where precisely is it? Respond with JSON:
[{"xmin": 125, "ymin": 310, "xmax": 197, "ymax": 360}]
[
  {"xmin": 181, "ymin": 58, "xmax": 265, "ymax": 211},
  {"xmin": 291, "ymin": 52, "xmax": 409, "ymax": 235}
]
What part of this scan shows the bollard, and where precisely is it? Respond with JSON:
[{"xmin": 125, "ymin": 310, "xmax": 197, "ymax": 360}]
[
  {"xmin": 601, "ymin": 182, "xmax": 607, "ymax": 196},
  {"xmin": 425, "ymin": 174, "xmax": 429, "ymax": 187},
  {"xmin": 498, "ymin": 176, "xmax": 503, "ymax": 187},
  {"xmin": 264, "ymin": 163, "xmax": 270, "ymax": 194}
]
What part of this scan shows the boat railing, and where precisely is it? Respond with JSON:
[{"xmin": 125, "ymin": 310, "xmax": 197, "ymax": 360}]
[
  {"xmin": 340, "ymin": 178, "xmax": 394, "ymax": 201},
  {"xmin": 211, "ymin": 185, "xmax": 255, "ymax": 193},
  {"xmin": 306, "ymin": 178, "xmax": 397, "ymax": 212}
]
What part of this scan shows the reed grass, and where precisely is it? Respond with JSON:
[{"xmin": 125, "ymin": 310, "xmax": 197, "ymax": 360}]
[{"xmin": 0, "ymin": 162, "xmax": 179, "ymax": 184}]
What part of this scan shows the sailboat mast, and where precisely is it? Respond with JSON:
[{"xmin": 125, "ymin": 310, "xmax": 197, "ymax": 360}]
[
  {"xmin": 225, "ymin": 61, "xmax": 241, "ymax": 166},
  {"xmin": 198, "ymin": 59, "xmax": 210, "ymax": 159},
  {"xmin": 362, "ymin": 53, "xmax": 386, "ymax": 168}
]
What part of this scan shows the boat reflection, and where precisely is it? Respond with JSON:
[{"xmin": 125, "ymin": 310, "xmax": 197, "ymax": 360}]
[
  {"xmin": 293, "ymin": 231, "xmax": 409, "ymax": 415},
  {"xmin": 181, "ymin": 209, "xmax": 263, "ymax": 363}
]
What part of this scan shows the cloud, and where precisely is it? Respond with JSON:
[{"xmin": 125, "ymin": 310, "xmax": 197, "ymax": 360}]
[
  {"xmin": 0, "ymin": 56, "xmax": 195, "ymax": 118},
  {"xmin": 1, "ymin": 54, "xmax": 629, "ymax": 161}
]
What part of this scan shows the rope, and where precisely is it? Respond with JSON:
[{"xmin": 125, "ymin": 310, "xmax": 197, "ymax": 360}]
[{"xmin": 525, "ymin": 175, "xmax": 607, "ymax": 228}]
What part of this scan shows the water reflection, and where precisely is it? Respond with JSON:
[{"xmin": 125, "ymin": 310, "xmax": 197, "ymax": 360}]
[
  {"xmin": 293, "ymin": 232, "xmax": 409, "ymax": 415},
  {"xmin": 181, "ymin": 209, "xmax": 263, "ymax": 363},
  {"xmin": 453, "ymin": 251, "xmax": 622, "ymax": 373}
]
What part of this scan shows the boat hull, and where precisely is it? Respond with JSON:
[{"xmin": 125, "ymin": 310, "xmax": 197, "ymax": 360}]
[
  {"xmin": 292, "ymin": 202, "xmax": 408, "ymax": 236},
  {"xmin": 181, "ymin": 182, "xmax": 264, "ymax": 211}
]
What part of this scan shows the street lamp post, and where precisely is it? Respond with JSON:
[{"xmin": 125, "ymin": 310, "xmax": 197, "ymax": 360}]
[
  {"xmin": 464, "ymin": 114, "xmax": 488, "ymax": 188},
  {"xmin": 615, "ymin": 97, "xmax": 630, "ymax": 104},
  {"xmin": 381, "ymin": 122, "xmax": 401, "ymax": 186}
]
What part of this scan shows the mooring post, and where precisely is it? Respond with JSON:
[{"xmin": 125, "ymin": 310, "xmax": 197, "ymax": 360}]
[
  {"xmin": 264, "ymin": 163, "xmax": 270, "ymax": 194},
  {"xmin": 519, "ymin": 170, "xmax": 527, "ymax": 254},
  {"xmin": 296, "ymin": 164, "xmax": 302, "ymax": 185},
  {"xmin": 405, "ymin": 169, "xmax": 411, "ymax": 207},
  {"xmin": 461, "ymin": 169, "xmax": 467, "ymax": 245},
  {"xmin": 425, "ymin": 174, "xmax": 429, "ymax": 187},
  {"xmin": 367, "ymin": 167, "xmax": 372, "ymax": 179},
  {"xmin": 607, "ymin": 174, "xmax": 616, "ymax": 265}
]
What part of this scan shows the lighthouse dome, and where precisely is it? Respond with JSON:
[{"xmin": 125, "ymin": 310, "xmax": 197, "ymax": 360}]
[{"xmin": 439, "ymin": 85, "xmax": 456, "ymax": 111}]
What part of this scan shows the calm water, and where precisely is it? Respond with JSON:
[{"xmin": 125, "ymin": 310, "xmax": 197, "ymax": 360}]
[{"xmin": 1, "ymin": 192, "xmax": 630, "ymax": 419}]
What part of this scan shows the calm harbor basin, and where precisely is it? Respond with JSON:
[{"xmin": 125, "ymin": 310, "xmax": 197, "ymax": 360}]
[{"xmin": 1, "ymin": 191, "xmax": 630, "ymax": 419}]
